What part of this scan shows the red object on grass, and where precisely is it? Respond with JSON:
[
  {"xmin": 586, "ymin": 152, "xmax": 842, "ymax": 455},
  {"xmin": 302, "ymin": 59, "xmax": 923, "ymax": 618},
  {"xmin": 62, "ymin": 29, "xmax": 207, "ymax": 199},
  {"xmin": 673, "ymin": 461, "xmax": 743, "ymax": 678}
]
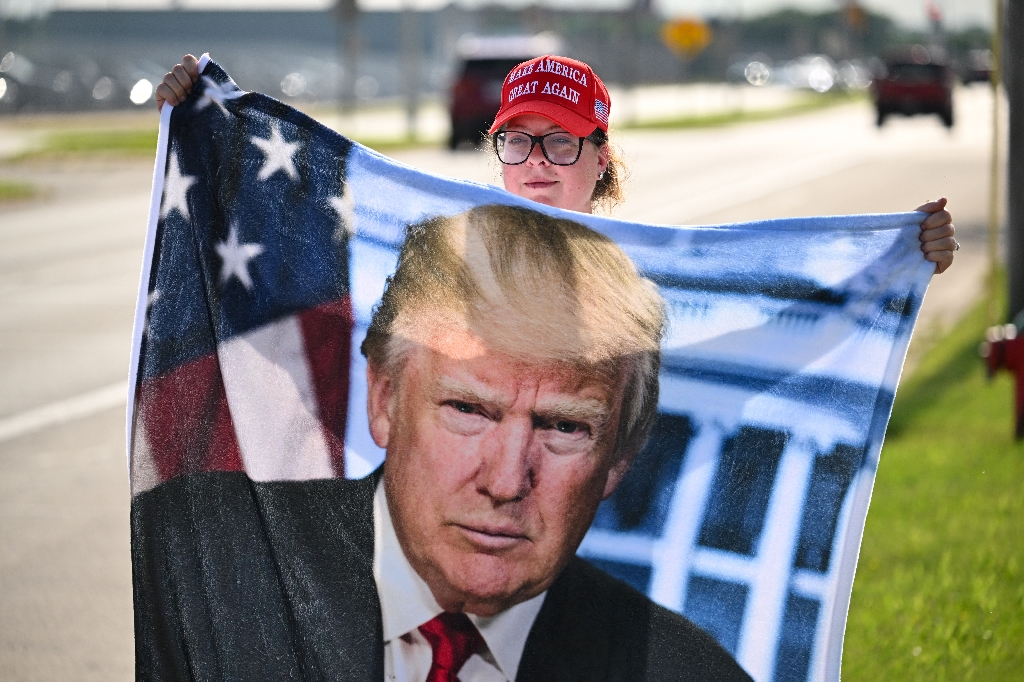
[{"xmin": 981, "ymin": 325, "xmax": 1024, "ymax": 439}]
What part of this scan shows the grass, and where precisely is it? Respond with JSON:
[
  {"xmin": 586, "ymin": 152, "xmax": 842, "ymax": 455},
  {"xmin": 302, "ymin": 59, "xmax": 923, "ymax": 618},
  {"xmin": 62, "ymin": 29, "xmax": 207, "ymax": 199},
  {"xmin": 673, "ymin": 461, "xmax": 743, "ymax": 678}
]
[
  {"xmin": 0, "ymin": 179, "xmax": 36, "ymax": 201},
  {"xmin": 13, "ymin": 125, "xmax": 429, "ymax": 158},
  {"xmin": 5, "ymin": 90, "xmax": 864, "ymax": 158},
  {"xmin": 358, "ymin": 91, "xmax": 868, "ymax": 148},
  {"xmin": 15, "ymin": 128, "xmax": 160, "ymax": 159},
  {"xmin": 842, "ymin": 279, "xmax": 1024, "ymax": 680},
  {"xmin": 624, "ymin": 90, "xmax": 866, "ymax": 131},
  {"xmin": 355, "ymin": 136, "xmax": 442, "ymax": 154},
  {"xmin": 13, "ymin": 125, "xmax": 425, "ymax": 159}
]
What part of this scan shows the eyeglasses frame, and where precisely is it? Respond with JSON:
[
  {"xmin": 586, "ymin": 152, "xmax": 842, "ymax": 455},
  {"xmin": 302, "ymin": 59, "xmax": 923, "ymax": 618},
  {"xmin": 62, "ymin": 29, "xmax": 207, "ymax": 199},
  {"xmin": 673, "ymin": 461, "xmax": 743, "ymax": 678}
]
[{"xmin": 492, "ymin": 129, "xmax": 605, "ymax": 166}]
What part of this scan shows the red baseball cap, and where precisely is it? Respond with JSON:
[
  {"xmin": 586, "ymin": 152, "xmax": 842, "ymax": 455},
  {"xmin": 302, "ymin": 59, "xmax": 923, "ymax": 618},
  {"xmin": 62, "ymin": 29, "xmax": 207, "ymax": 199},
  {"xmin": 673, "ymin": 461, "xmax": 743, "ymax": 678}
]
[{"xmin": 488, "ymin": 55, "xmax": 611, "ymax": 137}]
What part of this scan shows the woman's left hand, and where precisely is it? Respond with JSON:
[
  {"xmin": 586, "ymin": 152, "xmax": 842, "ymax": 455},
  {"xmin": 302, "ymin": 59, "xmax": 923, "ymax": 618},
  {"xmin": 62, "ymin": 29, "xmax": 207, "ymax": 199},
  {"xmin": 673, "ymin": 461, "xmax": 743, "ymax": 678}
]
[{"xmin": 917, "ymin": 197, "xmax": 956, "ymax": 274}]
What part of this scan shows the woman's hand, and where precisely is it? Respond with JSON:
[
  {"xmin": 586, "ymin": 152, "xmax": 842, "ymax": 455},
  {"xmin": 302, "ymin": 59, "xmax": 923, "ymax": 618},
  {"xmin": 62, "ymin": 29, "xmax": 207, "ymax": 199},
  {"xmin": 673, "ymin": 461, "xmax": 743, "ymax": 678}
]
[
  {"xmin": 155, "ymin": 54, "xmax": 201, "ymax": 111},
  {"xmin": 917, "ymin": 197, "xmax": 956, "ymax": 274}
]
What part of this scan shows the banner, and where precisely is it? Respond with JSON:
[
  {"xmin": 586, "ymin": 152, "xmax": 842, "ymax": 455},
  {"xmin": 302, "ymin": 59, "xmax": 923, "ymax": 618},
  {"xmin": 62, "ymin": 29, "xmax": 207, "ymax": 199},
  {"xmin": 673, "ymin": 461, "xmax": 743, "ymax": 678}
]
[{"xmin": 128, "ymin": 57, "xmax": 932, "ymax": 682}]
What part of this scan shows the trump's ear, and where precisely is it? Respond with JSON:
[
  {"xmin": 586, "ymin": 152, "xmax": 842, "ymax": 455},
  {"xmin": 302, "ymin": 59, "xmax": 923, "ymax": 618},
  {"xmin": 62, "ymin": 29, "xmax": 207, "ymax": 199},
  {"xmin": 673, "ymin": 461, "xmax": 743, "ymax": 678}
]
[
  {"xmin": 366, "ymin": 362, "xmax": 393, "ymax": 449},
  {"xmin": 601, "ymin": 453, "xmax": 634, "ymax": 500}
]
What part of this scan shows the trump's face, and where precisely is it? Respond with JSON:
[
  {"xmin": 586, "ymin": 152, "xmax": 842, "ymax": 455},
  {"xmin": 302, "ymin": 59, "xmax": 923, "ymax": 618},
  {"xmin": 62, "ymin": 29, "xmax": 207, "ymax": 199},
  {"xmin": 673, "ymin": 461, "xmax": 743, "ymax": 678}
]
[{"xmin": 368, "ymin": 324, "xmax": 631, "ymax": 616}]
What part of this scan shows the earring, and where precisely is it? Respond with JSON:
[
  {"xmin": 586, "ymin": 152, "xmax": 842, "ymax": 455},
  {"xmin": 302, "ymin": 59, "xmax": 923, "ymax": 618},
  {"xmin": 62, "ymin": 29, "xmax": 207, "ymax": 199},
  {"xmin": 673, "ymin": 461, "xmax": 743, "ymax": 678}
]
[{"xmin": 598, "ymin": 171, "xmax": 605, "ymax": 180}]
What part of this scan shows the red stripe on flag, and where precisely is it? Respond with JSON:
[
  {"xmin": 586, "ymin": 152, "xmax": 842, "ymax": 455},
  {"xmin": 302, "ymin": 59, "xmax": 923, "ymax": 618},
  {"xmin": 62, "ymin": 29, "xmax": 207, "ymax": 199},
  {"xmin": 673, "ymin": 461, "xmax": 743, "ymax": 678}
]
[
  {"xmin": 299, "ymin": 296, "xmax": 353, "ymax": 477},
  {"xmin": 137, "ymin": 353, "xmax": 244, "ymax": 482}
]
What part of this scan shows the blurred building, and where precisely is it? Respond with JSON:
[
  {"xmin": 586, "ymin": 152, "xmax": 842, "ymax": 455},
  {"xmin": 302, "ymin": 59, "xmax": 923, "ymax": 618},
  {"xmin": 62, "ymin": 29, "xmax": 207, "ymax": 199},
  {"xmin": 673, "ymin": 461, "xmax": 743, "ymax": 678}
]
[{"xmin": 0, "ymin": 6, "xmax": 991, "ymax": 113}]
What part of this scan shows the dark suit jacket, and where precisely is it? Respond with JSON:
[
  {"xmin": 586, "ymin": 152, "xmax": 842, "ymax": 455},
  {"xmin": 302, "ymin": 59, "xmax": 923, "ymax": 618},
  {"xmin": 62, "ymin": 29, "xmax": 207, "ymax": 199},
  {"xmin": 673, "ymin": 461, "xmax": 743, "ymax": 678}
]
[{"xmin": 131, "ymin": 470, "xmax": 751, "ymax": 682}]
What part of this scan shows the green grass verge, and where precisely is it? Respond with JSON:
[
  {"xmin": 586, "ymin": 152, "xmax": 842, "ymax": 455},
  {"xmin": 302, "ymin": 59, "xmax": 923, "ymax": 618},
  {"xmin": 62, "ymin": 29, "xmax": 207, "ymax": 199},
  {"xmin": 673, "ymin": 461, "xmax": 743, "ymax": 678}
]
[
  {"xmin": 16, "ymin": 128, "xmax": 159, "ymax": 159},
  {"xmin": 355, "ymin": 137, "xmax": 442, "ymax": 154},
  {"xmin": 0, "ymin": 179, "xmax": 36, "ymax": 201},
  {"xmin": 624, "ymin": 90, "xmax": 866, "ymax": 131},
  {"xmin": 16, "ymin": 126, "xmax": 430, "ymax": 158},
  {"xmin": 8, "ymin": 90, "xmax": 862, "ymax": 158},
  {"xmin": 359, "ymin": 92, "xmax": 866, "ymax": 147},
  {"xmin": 843, "ymin": 280, "xmax": 1023, "ymax": 679},
  {"xmin": 17, "ymin": 126, "xmax": 426, "ymax": 159}
]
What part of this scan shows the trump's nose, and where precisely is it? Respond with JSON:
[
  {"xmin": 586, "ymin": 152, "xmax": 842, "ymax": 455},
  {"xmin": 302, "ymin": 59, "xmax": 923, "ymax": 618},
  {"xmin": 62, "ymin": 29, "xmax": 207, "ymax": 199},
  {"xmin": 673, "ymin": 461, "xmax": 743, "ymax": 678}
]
[{"xmin": 475, "ymin": 417, "xmax": 535, "ymax": 503}]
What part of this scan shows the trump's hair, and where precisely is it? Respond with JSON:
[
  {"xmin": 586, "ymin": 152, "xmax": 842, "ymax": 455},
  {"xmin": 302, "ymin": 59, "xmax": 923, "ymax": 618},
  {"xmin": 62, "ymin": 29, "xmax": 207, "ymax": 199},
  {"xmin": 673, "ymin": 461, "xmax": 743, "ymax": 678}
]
[{"xmin": 361, "ymin": 204, "xmax": 665, "ymax": 462}]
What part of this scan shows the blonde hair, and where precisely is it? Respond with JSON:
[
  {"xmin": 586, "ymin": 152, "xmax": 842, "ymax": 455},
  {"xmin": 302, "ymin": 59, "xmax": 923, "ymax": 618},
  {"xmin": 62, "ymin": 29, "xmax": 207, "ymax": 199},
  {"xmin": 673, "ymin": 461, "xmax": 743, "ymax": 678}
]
[
  {"xmin": 588, "ymin": 129, "xmax": 627, "ymax": 214},
  {"xmin": 361, "ymin": 204, "xmax": 665, "ymax": 461}
]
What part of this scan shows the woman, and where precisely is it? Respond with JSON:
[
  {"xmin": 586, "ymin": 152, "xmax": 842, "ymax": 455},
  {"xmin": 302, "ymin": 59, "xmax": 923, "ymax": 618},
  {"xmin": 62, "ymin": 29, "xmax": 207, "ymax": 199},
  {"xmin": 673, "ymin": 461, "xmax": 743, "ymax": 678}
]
[{"xmin": 156, "ymin": 54, "xmax": 957, "ymax": 273}]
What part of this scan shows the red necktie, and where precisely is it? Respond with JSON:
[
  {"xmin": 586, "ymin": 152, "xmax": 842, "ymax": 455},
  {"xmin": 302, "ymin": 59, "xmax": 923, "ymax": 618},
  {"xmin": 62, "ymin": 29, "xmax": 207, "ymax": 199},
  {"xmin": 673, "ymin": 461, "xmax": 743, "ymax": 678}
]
[{"xmin": 418, "ymin": 612, "xmax": 485, "ymax": 682}]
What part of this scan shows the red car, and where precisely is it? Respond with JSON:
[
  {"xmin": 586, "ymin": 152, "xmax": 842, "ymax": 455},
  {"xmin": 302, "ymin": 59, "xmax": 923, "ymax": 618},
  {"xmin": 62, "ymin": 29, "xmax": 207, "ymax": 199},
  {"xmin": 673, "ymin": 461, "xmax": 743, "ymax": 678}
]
[
  {"xmin": 448, "ymin": 33, "xmax": 563, "ymax": 150},
  {"xmin": 449, "ymin": 56, "xmax": 525, "ymax": 149},
  {"xmin": 873, "ymin": 57, "xmax": 954, "ymax": 128}
]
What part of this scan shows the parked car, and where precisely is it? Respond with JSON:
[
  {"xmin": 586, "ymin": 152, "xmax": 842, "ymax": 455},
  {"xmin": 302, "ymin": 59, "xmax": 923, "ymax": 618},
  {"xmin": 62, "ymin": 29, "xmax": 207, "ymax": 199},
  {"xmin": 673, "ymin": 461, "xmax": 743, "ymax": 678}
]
[
  {"xmin": 872, "ymin": 49, "xmax": 954, "ymax": 128},
  {"xmin": 960, "ymin": 48, "xmax": 993, "ymax": 85},
  {"xmin": 448, "ymin": 32, "xmax": 562, "ymax": 150},
  {"xmin": 0, "ymin": 51, "xmax": 161, "ymax": 112}
]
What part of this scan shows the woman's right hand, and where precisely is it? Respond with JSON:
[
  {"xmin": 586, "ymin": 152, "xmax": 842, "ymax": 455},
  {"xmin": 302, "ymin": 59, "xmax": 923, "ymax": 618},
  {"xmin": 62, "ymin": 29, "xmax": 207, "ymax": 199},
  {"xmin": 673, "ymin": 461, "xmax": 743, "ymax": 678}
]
[{"xmin": 155, "ymin": 54, "xmax": 201, "ymax": 111}]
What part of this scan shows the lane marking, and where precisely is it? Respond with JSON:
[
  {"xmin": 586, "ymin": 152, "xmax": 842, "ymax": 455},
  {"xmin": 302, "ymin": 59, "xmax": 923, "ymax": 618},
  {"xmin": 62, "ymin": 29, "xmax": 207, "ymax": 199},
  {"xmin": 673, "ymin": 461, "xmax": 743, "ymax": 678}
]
[{"xmin": 0, "ymin": 382, "xmax": 127, "ymax": 444}]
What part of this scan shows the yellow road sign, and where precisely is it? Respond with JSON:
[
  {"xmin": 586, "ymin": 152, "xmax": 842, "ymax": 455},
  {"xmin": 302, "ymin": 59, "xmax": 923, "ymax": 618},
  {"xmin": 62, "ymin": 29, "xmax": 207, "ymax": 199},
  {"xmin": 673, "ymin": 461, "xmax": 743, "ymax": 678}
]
[{"xmin": 661, "ymin": 19, "xmax": 713, "ymax": 59}]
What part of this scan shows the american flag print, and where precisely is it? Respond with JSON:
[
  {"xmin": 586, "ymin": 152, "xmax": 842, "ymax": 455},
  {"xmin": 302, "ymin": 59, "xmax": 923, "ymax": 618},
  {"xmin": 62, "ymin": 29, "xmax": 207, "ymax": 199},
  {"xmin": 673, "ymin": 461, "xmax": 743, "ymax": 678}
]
[
  {"xmin": 594, "ymin": 98, "xmax": 610, "ymax": 125},
  {"xmin": 129, "ymin": 57, "xmax": 933, "ymax": 682},
  {"xmin": 129, "ymin": 59, "xmax": 354, "ymax": 493}
]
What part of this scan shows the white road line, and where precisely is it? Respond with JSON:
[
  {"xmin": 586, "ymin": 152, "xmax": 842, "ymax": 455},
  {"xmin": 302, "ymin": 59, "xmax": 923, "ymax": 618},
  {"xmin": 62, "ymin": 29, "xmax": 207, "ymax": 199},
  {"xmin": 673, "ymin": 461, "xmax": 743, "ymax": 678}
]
[{"xmin": 0, "ymin": 382, "xmax": 128, "ymax": 444}]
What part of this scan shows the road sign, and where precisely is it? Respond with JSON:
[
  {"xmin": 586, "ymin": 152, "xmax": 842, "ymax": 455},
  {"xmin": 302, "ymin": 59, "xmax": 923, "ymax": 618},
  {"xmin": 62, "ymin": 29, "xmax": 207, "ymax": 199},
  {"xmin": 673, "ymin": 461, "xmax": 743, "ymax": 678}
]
[{"xmin": 661, "ymin": 19, "xmax": 713, "ymax": 60}]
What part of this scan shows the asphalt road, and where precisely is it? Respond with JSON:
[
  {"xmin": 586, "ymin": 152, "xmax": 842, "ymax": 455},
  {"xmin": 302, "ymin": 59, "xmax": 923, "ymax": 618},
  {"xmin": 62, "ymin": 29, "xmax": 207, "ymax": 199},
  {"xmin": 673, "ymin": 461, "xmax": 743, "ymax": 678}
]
[{"xmin": 0, "ymin": 85, "xmax": 1002, "ymax": 681}]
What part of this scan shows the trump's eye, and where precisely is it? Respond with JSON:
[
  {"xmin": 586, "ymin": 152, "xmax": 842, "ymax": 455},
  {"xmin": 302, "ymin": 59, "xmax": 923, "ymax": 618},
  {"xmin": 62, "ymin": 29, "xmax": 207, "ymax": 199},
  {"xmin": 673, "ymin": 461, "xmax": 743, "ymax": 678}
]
[
  {"xmin": 439, "ymin": 399, "xmax": 490, "ymax": 436},
  {"xmin": 554, "ymin": 420, "xmax": 586, "ymax": 435},
  {"xmin": 447, "ymin": 400, "xmax": 477, "ymax": 414},
  {"xmin": 535, "ymin": 416, "xmax": 594, "ymax": 454}
]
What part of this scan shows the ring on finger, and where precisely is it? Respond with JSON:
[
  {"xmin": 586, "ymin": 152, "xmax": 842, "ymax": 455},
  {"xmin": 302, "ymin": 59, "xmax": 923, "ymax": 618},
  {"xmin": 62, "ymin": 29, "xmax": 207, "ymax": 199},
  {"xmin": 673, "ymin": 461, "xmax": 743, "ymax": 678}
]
[{"xmin": 954, "ymin": 240, "xmax": 961, "ymax": 251}]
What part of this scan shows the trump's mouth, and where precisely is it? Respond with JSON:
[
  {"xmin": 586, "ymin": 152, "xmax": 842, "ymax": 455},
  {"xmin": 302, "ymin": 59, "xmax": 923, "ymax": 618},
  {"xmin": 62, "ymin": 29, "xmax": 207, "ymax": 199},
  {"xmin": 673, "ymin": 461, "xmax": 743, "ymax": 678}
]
[{"xmin": 455, "ymin": 523, "xmax": 529, "ymax": 551}]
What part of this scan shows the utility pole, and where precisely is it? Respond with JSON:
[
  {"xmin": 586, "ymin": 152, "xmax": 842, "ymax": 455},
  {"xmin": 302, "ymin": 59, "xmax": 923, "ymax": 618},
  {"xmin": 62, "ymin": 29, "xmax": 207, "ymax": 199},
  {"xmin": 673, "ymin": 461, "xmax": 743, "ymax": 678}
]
[
  {"xmin": 1008, "ymin": 0, "xmax": 1024, "ymax": 322},
  {"xmin": 620, "ymin": 0, "xmax": 652, "ymax": 125},
  {"xmin": 335, "ymin": 0, "xmax": 360, "ymax": 114},
  {"xmin": 988, "ymin": 0, "xmax": 1004, "ymax": 325},
  {"xmin": 926, "ymin": 1, "xmax": 945, "ymax": 49},
  {"xmin": 400, "ymin": 3, "xmax": 420, "ymax": 141}
]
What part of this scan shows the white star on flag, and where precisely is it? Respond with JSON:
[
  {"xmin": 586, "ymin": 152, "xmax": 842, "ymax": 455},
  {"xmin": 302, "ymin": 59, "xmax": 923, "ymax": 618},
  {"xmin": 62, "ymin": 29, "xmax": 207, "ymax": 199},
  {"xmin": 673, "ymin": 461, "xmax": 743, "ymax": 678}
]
[
  {"xmin": 214, "ymin": 224, "xmax": 264, "ymax": 290},
  {"xmin": 161, "ymin": 153, "xmax": 196, "ymax": 221},
  {"xmin": 144, "ymin": 289, "xmax": 161, "ymax": 335},
  {"xmin": 329, "ymin": 195, "xmax": 354, "ymax": 238},
  {"xmin": 251, "ymin": 123, "xmax": 301, "ymax": 182},
  {"xmin": 195, "ymin": 76, "xmax": 244, "ymax": 117}
]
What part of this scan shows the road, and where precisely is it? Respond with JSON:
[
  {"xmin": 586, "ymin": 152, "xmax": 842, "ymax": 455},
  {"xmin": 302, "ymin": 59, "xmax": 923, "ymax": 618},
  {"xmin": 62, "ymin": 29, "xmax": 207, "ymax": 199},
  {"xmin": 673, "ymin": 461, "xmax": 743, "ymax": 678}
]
[{"xmin": 0, "ymin": 85, "xmax": 1003, "ymax": 681}]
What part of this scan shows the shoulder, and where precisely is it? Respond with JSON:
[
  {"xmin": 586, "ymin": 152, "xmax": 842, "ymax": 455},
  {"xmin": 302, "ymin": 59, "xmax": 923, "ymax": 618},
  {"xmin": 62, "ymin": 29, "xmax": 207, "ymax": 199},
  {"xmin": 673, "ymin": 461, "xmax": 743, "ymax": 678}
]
[
  {"xmin": 132, "ymin": 469, "xmax": 378, "ymax": 518},
  {"xmin": 641, "ymin": 591, "xmax": 752, "ymax": 682},
  {"xmin": 518, "ymin": 558, "xmax": 752, "ymax": 682},
  {"xmin": 131, "ymin": 470, "xmax": 378, "ymax": 559},
  {"xmin": 131, "ymin": 471, "xmax": 385, "ymax": 681}
]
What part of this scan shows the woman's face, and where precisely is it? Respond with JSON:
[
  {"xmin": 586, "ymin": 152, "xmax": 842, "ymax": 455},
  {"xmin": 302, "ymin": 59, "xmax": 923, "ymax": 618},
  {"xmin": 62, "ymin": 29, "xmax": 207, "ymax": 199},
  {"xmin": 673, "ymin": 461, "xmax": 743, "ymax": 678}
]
[{"xmin": 499, "ymin": 114, "xmax": 609, "ymax": 214}]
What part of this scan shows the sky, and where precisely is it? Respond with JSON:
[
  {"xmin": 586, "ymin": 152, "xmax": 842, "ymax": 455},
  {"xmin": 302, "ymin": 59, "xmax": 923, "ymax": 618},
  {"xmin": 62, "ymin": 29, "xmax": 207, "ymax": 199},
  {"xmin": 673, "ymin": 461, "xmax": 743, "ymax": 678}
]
[{"xmin": 0, "ymin": 0, "xmax": 995, "ymax": 30}]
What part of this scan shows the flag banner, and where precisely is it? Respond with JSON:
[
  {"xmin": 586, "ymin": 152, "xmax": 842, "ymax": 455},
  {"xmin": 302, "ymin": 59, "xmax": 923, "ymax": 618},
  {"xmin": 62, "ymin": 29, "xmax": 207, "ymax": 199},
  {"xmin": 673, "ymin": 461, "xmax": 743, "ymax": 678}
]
[{"xmin": 128, "ymin": 57, "xmax": 931, "ymax": 682}]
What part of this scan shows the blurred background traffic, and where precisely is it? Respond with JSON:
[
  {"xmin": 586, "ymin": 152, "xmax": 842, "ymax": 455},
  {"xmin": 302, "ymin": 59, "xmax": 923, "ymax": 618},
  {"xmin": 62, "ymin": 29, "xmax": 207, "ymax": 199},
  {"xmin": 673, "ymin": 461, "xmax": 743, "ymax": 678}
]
[{"xmin": 0, "ymin": 0, "xmax": 996, "ymax": 143}]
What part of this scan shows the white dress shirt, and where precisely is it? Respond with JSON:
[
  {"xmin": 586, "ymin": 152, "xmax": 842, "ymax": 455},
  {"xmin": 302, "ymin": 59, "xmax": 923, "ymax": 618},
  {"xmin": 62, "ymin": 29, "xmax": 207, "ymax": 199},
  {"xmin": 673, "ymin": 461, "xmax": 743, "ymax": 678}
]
[{"xmin": 372, "ymin": 481, "xmax": 547, "ymax": 682}]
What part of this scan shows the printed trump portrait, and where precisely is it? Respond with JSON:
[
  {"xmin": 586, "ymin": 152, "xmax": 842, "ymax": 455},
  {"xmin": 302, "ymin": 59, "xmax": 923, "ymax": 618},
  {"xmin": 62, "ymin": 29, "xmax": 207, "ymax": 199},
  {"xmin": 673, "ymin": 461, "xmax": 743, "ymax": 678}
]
[{"xmin": 356, "ymin": 204, "xmax": 748, "ymax": 680}]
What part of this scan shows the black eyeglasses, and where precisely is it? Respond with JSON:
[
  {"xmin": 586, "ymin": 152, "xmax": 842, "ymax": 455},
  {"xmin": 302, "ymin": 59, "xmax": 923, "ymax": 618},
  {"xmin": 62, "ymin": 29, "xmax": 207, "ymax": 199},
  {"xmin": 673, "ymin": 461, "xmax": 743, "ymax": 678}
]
[{"xmin": 492, "ymin": 130, "xmax": 603, "ymax": 166}]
